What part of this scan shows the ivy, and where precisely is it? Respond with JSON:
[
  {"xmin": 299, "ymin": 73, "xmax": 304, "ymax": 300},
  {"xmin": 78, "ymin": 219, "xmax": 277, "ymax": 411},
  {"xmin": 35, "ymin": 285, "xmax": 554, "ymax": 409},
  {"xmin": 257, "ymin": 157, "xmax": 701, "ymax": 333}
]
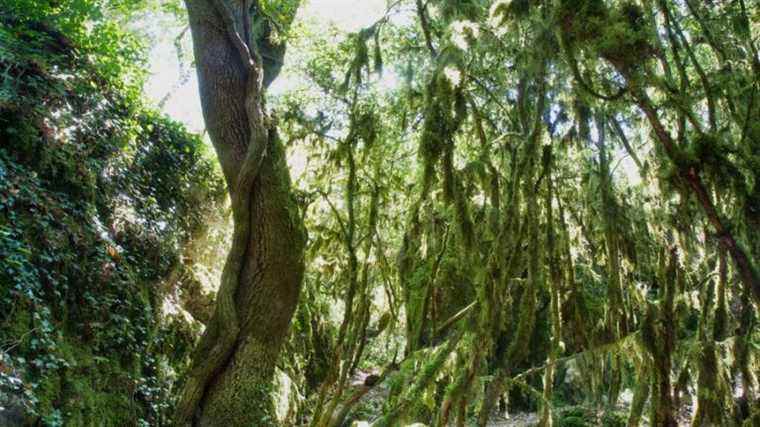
[{"xmin": 0, "ymin": 10, "xmax": 225, "ymax": 425}]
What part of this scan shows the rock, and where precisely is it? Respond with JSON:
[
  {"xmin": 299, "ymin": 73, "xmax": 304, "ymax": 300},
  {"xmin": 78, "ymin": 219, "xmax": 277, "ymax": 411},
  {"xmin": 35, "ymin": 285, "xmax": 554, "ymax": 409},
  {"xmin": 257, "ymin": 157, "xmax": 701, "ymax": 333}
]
[{"xmin": 272, "ymin": 368, "xmax": 303, "ymax": 425}]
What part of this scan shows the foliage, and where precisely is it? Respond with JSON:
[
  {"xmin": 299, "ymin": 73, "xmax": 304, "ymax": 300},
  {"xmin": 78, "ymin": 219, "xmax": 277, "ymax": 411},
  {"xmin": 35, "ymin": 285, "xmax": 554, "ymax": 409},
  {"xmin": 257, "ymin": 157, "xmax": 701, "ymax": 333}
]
[
  {"xmin": 0, "ymin": 8, "xmax": 225, "ymax": 425},
  {"xmin": 271, "ymin": 0, "xmax": 760, "ymax": 424}
]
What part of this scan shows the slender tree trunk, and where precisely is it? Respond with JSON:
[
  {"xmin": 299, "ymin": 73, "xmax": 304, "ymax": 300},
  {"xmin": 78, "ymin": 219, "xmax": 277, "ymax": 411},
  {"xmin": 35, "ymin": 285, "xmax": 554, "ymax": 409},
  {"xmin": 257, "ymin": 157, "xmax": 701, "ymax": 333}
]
[
  {"xmin": 540, "ymin": 145, "xmax": 562, "ymax": 427},
  {"xmin": 650, "ymin": 247, "xmax": 678, "ymax": 427},
  {"xmin": 627, "ymin": 362, "xmax": 650, "ymax": 427},
  {"xmin": 175, "ymin": 1, "xmax": 305, "ymax": 425}
]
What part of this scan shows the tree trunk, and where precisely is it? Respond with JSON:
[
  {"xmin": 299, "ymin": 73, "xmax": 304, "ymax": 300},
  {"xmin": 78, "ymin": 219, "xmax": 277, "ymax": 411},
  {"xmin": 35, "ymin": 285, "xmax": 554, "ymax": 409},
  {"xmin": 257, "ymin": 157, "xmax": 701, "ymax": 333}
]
[{"xmin": 175, "ymin": 0, "xmax": 305, "ymax": 425}]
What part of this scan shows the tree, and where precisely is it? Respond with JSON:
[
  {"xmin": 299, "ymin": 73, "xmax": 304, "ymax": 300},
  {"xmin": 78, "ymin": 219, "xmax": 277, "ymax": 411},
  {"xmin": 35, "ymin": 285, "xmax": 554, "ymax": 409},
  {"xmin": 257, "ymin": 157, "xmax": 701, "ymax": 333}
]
[{"xmin": 173, "ymin": 0, "xmax": 305, "ymax": 425}]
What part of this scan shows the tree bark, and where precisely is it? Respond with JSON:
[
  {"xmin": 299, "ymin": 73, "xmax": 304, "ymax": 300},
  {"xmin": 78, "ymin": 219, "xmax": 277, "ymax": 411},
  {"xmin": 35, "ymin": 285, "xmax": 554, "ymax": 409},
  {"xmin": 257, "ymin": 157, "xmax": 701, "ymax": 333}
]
[{"xmin": 175, "ymin": 0, "xmax": 305, "ymax": 425}]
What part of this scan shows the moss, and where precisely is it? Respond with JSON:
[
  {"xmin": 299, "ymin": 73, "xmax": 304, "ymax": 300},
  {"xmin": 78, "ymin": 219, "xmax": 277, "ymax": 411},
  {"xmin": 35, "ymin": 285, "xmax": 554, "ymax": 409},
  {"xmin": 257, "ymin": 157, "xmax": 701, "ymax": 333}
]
[
  {"xmin": 436, "ymin": 0, "xmax": 481, "ymax": 20},
  {"xmin": 34, "ymin": 374, "xmax": 62, "ymax": 420},
  {"xmin": 556, "ymin": 406, "xmax": 595, "ymax": 427},
  {"xmin": 557, "ymin": 0, "xmax": 654, "ymax": 73},
  {"xmin": 556, "ymin": 0, "xmax": 608, "ymax": 47},
  {"xmin": 640, "ymin": 302, "xmax": 658, "ymax": 359},
  {"xmin": 491, "ymin": 0, "xmax": 532, "ymax": 25},
  {"xmin": 598, "ymin": 2, "xmax": 654, "ymax": 71},
  {"xmin": 19, "ymin": 337, "xmax": 151, "ymax": 426},
  {"xmin": 62, "ymin": 378, "xmax": 135, "ymax": 426},
  {"xmin": 419, "ymin": 71, "xmax": 467, "ymax": 195},
  {"xmin": 627, "ymin": 363, "xmax": 650, "ymax": 426},
  {"xmin": 5, "ymin": 309, "xmax": 32, "ymax": 351},
  {"xmin": 601, "ymin": 410, "xmax": 627, "ymax": 427},
  {"xmin": 0, "ymin": 123, "xmax": 215, "ymax": 420},
  {"xmin": 693, "ymin": 341, "xmax": 724, "ymax": 426}
]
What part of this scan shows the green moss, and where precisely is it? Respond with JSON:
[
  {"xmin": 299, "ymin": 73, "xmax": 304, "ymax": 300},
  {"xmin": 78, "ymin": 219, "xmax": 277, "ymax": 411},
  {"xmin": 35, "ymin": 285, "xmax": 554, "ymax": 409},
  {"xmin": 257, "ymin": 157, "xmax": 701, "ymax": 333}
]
[
  {"xmin": 598, "ymin": 2, "xmax": 654, "ymax": 71},
  {"xmin": 556, "ymin": 0, "xmax": 608, "ymax": 47},
  {"xmin": 5, "ymin": 309, "xmax": 32, "ymax": 349},
  {"xmin": 556, "ymin": 406, "xmax": 595, "ymax": 427},
  {"xmin": 557, "ymin": 0, "xmax": 654, "ymax": 72},
  {"xmin": 0, "ymin": 15, "xmax": 223, "ymax": 425}
]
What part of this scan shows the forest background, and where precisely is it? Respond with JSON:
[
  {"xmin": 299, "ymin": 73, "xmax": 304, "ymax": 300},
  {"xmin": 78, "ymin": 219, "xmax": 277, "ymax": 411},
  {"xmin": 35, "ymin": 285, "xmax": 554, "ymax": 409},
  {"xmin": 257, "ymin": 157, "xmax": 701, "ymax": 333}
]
[{"xmin": 0, "ymin": 0, "xmax": 758, "ymax": 426}]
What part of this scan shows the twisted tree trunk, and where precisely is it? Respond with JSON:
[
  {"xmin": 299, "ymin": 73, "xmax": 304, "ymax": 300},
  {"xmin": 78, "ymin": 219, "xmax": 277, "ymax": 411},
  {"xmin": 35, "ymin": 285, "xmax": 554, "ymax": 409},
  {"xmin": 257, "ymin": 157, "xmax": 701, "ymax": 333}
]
[{"xmin": 174, "ymin": 1, "xmax": 305, "ymax": 425}]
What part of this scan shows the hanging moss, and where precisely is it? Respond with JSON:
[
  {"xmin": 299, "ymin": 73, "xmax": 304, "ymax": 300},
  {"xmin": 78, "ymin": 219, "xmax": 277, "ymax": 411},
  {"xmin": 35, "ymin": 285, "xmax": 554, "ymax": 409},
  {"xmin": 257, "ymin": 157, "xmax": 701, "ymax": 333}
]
[
  {"xmin": 693, "ymin": 341, "xmax": 725, "ymax": 426},
  {"xmin": 556, "ymin": 0, "xmax": 608, "ymax": 48},
  {"xmin": 556, "ymin": 0, "xmax": 655, "ymax": 73},
  {"xmin": 434, "ymin": 0, "xmax": 481, "ymax": 20},
  {"xmin": 627, "ymin": 360, "xmax": 650, "ymax": 426},
  {"xmin": 376, "ymin": 332, "xmax": 463, "ymax": 427},
  {"xmin": 490, "ymin": 0, "xmax": 532, "ymax": 26},
  {"xmin": 420, "ymin": 72, "xmax": 467, "ymax": 191},
  {"xmin": 713, "ymin": 250, "xmax": 729, "ymax": 341},
  {"xmin": 733, "ymin": 287, "xmax": 757, "ymax": 424},
  {"xmin": 598, "ymin": 2, "xmax": 655, "ymax": 72}
]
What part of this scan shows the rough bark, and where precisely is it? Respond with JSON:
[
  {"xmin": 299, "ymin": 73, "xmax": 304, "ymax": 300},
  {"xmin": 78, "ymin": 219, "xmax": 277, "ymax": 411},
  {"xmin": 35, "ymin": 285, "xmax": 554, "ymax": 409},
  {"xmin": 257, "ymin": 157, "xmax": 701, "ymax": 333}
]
[{"xmin": 175, "ymin": 0, "xmax": 305, "ymax": 425}]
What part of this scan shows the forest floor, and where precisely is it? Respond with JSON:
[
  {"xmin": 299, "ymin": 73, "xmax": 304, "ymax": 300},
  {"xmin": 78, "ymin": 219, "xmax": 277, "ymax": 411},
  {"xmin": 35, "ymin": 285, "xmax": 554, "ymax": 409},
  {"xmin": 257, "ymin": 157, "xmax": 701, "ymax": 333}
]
[
  {"xmin": 482, "ymin": 398, "xmax": 699, "ymax": 426},
  {"xmin": 345, "ymin": 370, "xmax": 704, "ymax": 426},
  {"xmin": 485, "ymin": 413, "xmax": 539, "ymax": 426}
]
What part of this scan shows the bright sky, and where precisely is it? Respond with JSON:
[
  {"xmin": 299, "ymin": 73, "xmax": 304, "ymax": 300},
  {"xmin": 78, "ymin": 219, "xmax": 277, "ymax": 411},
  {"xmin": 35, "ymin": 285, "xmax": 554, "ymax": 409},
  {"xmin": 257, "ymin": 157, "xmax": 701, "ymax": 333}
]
[{"xmin": 144, "ymin": 0, "xmax": 389, "ymax": 132}]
